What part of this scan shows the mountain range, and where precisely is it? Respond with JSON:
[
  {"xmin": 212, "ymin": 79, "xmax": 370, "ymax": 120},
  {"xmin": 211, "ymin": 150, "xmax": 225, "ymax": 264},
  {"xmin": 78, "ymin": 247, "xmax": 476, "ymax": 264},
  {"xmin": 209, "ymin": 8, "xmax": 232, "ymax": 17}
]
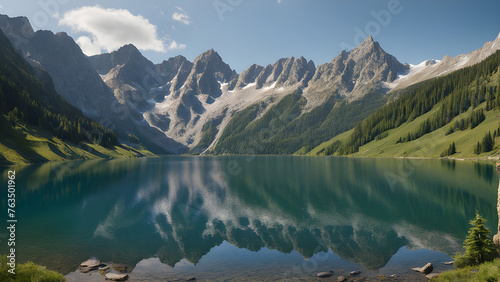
[
  {"xmin": 0, "ymin": 25, "xmax": 154, "ymax": 166},
  {"xmin": 1, "ymin": 13, "xmax": 500, "ymax": 157}
]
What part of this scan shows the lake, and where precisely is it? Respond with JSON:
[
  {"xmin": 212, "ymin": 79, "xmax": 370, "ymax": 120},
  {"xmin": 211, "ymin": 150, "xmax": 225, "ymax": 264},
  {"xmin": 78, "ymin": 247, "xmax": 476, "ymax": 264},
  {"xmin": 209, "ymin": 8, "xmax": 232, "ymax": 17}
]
[{"xmin": 0, "ymin": 156, "xmax": 498, "ymax": 281}]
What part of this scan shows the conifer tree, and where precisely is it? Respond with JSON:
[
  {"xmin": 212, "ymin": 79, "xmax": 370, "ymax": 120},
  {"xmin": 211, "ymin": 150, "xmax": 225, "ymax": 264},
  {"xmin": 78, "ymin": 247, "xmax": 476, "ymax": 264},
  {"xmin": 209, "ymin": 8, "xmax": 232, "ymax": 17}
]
[
  {"xmin": 482, "ymin": 131, "xmax": 494, "ymax": 152},
  {"xmin": 455, "ymin": 212, "xmax": 497, "ymax": 268}
]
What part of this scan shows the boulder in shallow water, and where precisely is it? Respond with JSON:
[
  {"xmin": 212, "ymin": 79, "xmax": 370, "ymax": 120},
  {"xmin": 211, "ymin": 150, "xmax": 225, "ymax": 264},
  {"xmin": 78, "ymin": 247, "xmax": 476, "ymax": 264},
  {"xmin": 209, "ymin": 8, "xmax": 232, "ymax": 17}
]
[
  {"xmin": 317, "ymin": 271, "xmax": 334, "ymax": 277},
  {"xmin": 105, "ymin": 273, "xmax": 129, "ymax": 281},
  {"xmin": 411, "ymin": 262, "xmax": 433, "ymax": 274},
  {"xmin": 79, "ymin": 266, "xmax": 93, "ymax": 273},
  {"xmin": 350, "ymin": 270, "xmax": 361, "ymax": 276},
  {"xmin": 80, "ymin": 259, "xmax": 102, "ymax": 268},
  {"xmin": 338, "ymin": 276, "xmax": 347, "ymax": 282}
]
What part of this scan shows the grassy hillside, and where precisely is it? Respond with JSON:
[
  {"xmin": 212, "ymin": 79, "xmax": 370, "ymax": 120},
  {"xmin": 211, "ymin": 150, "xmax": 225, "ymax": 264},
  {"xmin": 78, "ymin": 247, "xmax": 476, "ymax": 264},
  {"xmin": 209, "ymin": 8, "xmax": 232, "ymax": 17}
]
[
  {"xmin": 301, "ymin": 130, "xmax": 352, "ymax": 156},
  {"xmin": 0, "ymin": 117, "xmax": 155, "ymax": 166},
  {"xmin": 0, "ymin": 28, "xmax": 155, "ymax": 166},
  {"xmin": 308, "ymin": 101, "xmax": 500, "ymax": 158},
  {"xmin": 307, "ymin": 50, "xmax": 500, "ymax": 159}
]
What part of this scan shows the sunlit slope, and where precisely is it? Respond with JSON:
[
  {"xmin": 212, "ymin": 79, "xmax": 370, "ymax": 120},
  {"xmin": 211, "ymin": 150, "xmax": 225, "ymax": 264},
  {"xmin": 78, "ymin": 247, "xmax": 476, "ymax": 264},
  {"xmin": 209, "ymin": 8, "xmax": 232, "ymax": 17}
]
[{"xmin": 307, "ymin": 50, "xmax": 500, "ymax": 159}]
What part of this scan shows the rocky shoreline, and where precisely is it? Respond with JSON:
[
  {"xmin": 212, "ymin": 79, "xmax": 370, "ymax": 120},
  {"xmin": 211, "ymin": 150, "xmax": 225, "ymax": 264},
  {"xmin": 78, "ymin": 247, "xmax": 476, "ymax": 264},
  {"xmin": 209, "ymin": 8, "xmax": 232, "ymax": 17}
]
[{"xmin": 64, "ymin": 258, "xmax": 454, "ymax": 281}]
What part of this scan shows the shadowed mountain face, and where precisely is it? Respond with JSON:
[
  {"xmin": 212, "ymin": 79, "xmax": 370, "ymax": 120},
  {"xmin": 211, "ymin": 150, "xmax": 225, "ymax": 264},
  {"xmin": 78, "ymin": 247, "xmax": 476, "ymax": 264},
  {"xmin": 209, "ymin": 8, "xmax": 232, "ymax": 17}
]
[
  {"xmin": 3, "ymin": 27, "xmax": 115, "ymax": 119},
  {"xmin": 0, "ymin": 15, "xmax": 186, "ymax": 154},
  {"xmin": 1, "ymin": 157, "xmax": 496, "ymax": 274}
]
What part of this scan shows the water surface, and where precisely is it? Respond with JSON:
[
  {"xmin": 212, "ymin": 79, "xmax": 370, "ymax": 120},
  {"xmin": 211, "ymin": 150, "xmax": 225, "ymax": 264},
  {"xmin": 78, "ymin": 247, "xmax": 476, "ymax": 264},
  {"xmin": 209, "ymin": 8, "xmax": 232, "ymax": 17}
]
[{"xmin": 0, "ymin": 156, "xmax": 497, "ymax": 280}]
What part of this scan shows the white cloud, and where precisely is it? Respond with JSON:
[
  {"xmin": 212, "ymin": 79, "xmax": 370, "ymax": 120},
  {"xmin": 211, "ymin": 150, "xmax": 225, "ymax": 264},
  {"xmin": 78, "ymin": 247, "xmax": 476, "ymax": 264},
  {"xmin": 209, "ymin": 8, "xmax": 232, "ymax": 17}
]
[
  {"xmin": 0, "ymin": 5, "xmax": 3, "ymax": 9},
  {"xmin": 76, "ymin": 36, "xmax": 102, "ymax": 55},
  {"xmin": 59, "ymin": 6, "xmax": 174, "ymax": 55},
  {"xmin": 165, "ymin": 39, "xmax": 186, "ymax": 51},
  {"xmin": 172, "ymin": 6, "xmax": 190, "ymax": 25}
]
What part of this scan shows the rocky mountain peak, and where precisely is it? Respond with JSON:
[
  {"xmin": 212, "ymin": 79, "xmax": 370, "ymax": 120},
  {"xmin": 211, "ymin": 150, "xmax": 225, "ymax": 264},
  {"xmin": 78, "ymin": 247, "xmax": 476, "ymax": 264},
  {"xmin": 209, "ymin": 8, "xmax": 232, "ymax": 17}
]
[
  {"xmin": 159, "ymin": 55, "xmax": 189, "ymax": 71},
  {"xmin": 195, "ymin": 49, "xmax": 222, "ymax": 65},
  {"xmin": 306, "ymin": 36, "xmax": 407, "ymax": 103},
  {"xmin": 117, "ymin": 44, "xmax": 141, "ymax": 57},
  {"xmin": 191, "ymin": 49, "xmax": 235, "ymax": 83},
  {"xmin": 364, "ymin": 35, "xmax": 374, "ymax": 44},
  {"xmin": 157, "ymin": 55, "xmax": 191, "ymax": 82},
  {"xmin": 233, "ymin": 64, "xmax": 264, "ymax": 89},
  {"xmin": 0, "ymin": 14, "xmax": 34, "ymax": 47},
  {"xmin": 88, "ymin": 43, "xmax": 153, "ymax": 78},
  {"xmin": 349, "ymin": 36, "xmax": 384, "ymax": 59}
]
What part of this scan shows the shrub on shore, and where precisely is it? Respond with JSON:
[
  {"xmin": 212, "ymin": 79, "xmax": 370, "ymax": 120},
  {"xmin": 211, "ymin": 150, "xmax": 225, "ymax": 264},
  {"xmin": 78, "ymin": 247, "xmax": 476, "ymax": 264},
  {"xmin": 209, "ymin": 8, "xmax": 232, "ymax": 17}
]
[
  {"xmin": 432, "ymin": 259, "xmax": 500, "ymax": 281},
  {"xmin": 0, "ymin": 255, "xmax": 65, "ymax": 281}
]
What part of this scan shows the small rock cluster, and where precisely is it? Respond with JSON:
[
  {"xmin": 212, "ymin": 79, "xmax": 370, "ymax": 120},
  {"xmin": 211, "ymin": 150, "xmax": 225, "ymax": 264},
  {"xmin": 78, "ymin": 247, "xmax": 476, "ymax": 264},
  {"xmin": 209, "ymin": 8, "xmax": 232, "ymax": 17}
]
[
  {"xmin": 317, "ymin": 270, "xmax": 364, "ymax": 281},
  {"xmin": 79, "ymin": 259, "xmax": 129, "ymax": 281}
]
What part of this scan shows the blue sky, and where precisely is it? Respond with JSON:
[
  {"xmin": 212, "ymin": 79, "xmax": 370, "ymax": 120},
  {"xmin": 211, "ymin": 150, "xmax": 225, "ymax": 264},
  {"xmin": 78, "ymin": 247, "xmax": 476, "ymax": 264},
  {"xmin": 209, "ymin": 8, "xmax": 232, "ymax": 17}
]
[{"xmin": 1, "ymin": 0, "xmax": 499, "ymax": 72}]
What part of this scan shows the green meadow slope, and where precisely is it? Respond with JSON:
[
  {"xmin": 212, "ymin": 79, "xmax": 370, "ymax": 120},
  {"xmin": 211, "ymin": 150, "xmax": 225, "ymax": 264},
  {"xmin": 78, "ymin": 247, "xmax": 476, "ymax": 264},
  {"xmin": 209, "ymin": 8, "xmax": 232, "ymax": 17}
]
[
  {"xmin": 307, "ymin": 101, "xmax": 500, "ymax": 158},
  {"xmin": 0, "ymin": 116, "xmax": 154, "ymax": 166},
  {"xmin": 305, "ymin": 50, "xmax": 500, "ymax": 159}
]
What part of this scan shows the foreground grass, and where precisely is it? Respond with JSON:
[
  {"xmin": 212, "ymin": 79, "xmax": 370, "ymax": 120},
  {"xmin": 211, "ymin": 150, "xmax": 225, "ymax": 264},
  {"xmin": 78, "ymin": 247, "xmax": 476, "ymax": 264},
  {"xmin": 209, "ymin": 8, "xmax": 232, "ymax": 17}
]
[
  {"xmin": 0, "ymin": 255, "xmax": 65, "ymax": 281},
  {"xmin": 432, "ymin": 258, "xmax": 500, "ymax": 281}
]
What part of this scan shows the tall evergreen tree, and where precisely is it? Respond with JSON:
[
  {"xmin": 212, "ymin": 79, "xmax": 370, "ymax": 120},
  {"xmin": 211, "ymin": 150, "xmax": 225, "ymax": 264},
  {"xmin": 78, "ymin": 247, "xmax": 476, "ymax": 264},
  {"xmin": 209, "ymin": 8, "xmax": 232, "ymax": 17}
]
[
  {"xmin": 482, "ymin": 131, "xmax": 494, "ymax": 152},
  {"xmin": 455, "ymin": 212, "xmax": 497, "ymax": 268}
]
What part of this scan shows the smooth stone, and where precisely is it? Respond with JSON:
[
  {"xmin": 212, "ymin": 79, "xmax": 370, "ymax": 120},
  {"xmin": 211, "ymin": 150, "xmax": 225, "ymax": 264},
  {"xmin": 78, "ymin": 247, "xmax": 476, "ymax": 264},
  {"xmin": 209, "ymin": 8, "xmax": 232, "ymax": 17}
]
[
  {"xmin": 443, "ymin": 261, "xmax": 454, "ymax": 265},
  {"xmin": 105, "ymin": 273, "xmax": 129, "ymax": 281},
  {"xmin": 426, "ymin": 273, "xmax": 440, "ymax": 279},
  {"xmin": 99, "ymin": 265, "xmax": 110, "ymax": 271},
  {"xmin": 80, "ymin": 259, "xmax": 102, "ymax": 268},
  {"xmin": 338, "ymin": 276, "xmax": 347, "ymax": 282},
  {"xmin": 317, "ymin": 271, "xmax": 334, "ymax": 277},
  {"xmin": 186, "ymin": 277, "xmax": 196, "ymax": 281},
  {"xmin": 389, "ymin": 274, "xmax": 398, "ymax": 278},
  {"xmin": 350, "ymin": 270, "xmax": 361, "ymax": 276},
  {"xmin": 411, "ymin": 262, "xmax": 433, "ymax": 274},
  {"xmin": 79, "ymin": 266, "xmax": 93, "ymax": 273}
]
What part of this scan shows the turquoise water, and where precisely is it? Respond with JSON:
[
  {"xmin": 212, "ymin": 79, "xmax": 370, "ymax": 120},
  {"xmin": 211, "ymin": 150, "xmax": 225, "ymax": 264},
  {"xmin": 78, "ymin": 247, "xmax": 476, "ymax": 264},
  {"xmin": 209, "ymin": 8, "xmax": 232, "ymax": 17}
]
[{"xmin": 0, "ymin": 156, "xmax": 497, "ymax": 280}]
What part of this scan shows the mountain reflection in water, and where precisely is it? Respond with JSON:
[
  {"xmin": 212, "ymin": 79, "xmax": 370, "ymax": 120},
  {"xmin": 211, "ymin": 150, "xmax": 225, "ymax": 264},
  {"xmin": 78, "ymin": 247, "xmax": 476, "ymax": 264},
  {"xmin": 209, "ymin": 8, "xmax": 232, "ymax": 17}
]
[{"xmin": 0, "ymin": 157, "xmax": 497, "ymax": 277}]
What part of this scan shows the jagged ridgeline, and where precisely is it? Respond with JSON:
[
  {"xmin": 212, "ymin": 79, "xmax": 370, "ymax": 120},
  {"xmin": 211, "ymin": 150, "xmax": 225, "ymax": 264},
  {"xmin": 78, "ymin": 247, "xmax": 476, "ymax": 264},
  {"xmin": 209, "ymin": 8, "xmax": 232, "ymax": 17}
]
[
  {"xmin": 211, "ymin": 37, "xmax": 406, "ymax": 155},
  {"xmin": 0, "ymin": 29, "xmax": 119, "ymax": 159},
  {"xmin": 331, "ymin": 50, "xmax": 500, "ymax": 155}
]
